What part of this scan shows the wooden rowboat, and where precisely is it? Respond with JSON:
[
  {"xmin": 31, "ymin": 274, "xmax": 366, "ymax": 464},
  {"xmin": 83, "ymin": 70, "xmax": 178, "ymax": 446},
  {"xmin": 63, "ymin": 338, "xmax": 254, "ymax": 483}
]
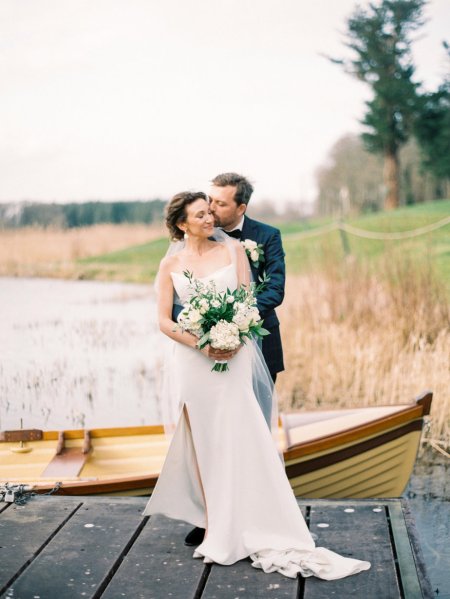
[{"xmin": 0, "ymin": 391, "xmax": 432, "ymax": 499}]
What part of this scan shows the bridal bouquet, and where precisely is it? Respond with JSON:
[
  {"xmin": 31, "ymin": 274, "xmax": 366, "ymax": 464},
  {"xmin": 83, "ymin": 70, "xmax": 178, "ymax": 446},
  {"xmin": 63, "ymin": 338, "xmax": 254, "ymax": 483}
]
[{"xmin": 176, "ymin": 271, "xmax": 269, "ymax": 372}]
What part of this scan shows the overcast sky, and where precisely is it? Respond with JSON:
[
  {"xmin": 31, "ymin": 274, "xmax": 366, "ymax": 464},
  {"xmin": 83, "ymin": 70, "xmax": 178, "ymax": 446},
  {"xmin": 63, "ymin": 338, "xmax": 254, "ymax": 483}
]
[{"xmin": 1, "ymin": 0, "xmax": 449, "ymax": 206}]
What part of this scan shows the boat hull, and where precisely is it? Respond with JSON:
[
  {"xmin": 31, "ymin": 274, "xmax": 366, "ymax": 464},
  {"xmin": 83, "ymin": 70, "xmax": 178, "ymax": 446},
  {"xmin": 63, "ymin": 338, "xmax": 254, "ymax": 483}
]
[
  {"xmin": 0, "ymin": 393, "xmax": 432, "ymax": 499},
  {"xmin": 286, "ymin": 423, "xmax": 422, "ymax": 498}
]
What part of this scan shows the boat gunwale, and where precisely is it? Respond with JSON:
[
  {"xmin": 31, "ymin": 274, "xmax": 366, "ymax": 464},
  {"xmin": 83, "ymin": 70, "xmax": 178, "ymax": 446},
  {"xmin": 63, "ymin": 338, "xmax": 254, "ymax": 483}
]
[
  {"xmin": 15, "ymin": 473, "xmax": 160, "ymax": 496},
  {"xmin": 0, "ymin": 404, "xmax": 423, "ymax": 463},
  {"xmin": 283, "ymin": 395, "xmax": 431, "ymax": 461},
  {"xmin": 0, "ymin": 392, "xmax": 431, "ymax": 448},
  {"xmin": 285, "ymin": 419, "xmax": 423, "ymax": 478}
]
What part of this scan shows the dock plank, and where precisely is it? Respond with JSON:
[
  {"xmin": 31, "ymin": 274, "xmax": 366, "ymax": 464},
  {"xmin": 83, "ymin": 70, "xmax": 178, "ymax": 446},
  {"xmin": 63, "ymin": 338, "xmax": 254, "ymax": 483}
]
[
  {"xmin": 389, "ymin": 501, "xmax": 429, "ymax": 598},
  {"xmin": 400, "ymin": 500, "xmax": 434, "ymax": 599},
  {"xmin": 202, "ymin": 560, "xmax": 298, "ymax": 599},
  {"xmin": 0, "ymin": 498, "xmax": 81, "ymax": 595},
  {"xmin": 0, "ymin": 497, "xmax": 431, "ymax": 598},
  {"xmin": 101, "ymin": 514, "xmax": 207, "ymax": 599},
  {"xmin": 2, "ymin": 499, "xmax": 145, "ymax": 599},
  {"xmin": 304, "ymin": 501, "xmax": 399, "ymax": 598}
]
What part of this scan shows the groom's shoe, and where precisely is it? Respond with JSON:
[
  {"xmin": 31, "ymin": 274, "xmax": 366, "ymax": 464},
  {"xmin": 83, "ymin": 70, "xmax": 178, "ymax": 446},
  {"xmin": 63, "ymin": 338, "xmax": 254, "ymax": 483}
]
[{"xmin": 184, "ymin": 527, "xmax": 205, "ymax": 546}]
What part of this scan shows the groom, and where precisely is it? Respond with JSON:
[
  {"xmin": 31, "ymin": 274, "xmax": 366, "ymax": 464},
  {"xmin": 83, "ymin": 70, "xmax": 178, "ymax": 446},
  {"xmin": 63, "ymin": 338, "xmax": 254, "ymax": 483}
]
[
  {"xmin": 209, "ymin": 172, "xmax": 285, "ymax": 381},
  {"xmin": 184, "ymin": 172, "xmax": 286, "ymax": 547}
]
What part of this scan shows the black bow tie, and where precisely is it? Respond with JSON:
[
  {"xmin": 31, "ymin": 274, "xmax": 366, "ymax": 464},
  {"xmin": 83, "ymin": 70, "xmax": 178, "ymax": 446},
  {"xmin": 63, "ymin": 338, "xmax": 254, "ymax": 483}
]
[{"xmin": 223, "ymin": 229, "xmax": 242, "ymax": 239}]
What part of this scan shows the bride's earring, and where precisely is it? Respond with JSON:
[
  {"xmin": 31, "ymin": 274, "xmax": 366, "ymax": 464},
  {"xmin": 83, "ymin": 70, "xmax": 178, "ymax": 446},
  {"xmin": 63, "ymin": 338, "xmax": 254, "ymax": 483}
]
[{"xmin": 184, "ymin": 231, "xmax": 189, "ymax": 239}]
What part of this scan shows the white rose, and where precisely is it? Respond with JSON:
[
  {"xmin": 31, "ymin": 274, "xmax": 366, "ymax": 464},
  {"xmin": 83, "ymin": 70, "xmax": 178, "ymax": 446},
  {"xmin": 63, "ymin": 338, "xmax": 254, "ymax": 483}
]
[
  {"xmin": 199, "ymin": 298, "xmax": 209, "ymax": 314},
  {"xmin": 249, "ymin": 307, "xmax": 260, "ymax": 323},
  {"xmin": 247, "ymin": 308, "xmax": 260, "ymax": 324},
  {"xmin": 242, "ymin": 239, "xmax": 257, "ymax": 251},
  {"xmin": 188, "ymin": 309, "xmax": 202, "ymax": 324},
  {"xmin": 250, "ymin": 249, "xmax": 259, "ymax": 262},
  {"xmin": 233, "ymin": 313, "xmax": 252, "ymax": 332},
  {"xmin": 211, "ymin": 299, "xmax": 220, "ymax": 308},
  {"xmin": 226, "ymin": 295, "xmax": 235, "ymax": 304}
]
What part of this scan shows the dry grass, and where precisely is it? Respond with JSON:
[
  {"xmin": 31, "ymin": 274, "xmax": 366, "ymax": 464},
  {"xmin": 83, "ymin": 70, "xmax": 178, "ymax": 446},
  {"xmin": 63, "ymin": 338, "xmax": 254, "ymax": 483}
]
[
  {"xmin": 0, "ymin": 224, "xmax": 164, "ymax": 279},
  {"xmin": 277, "ymin": 252, "xmax": 450, "ymax": 444}
]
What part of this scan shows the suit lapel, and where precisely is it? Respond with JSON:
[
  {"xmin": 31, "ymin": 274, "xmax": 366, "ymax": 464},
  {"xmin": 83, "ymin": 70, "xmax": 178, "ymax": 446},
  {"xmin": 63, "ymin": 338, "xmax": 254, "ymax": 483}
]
[
  {"xmin": 241, "ymin": 216, "xmax": 260, "ymax": 278},
  {"xmin": 241, "ymin": 216, "xmax": 258, "ymax": 243}
]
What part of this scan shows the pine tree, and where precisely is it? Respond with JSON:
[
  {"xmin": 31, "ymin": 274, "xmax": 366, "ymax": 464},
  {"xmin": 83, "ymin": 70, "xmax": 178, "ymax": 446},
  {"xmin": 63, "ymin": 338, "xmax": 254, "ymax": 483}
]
[
  {"xmin": 331, "ymin": 0, "xmax": 426, "ymax": 209},
  {"xmin": 414, "ymin": 42, "xmax": 450, "ymax": 185}
]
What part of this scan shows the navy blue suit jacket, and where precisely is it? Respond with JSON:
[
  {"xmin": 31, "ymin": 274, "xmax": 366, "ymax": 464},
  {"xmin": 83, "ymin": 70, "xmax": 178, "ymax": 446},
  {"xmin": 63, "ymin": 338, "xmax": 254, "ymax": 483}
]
[{"xmin": 241, "ymin": 216, "xmax": 285, "ymax": 375}]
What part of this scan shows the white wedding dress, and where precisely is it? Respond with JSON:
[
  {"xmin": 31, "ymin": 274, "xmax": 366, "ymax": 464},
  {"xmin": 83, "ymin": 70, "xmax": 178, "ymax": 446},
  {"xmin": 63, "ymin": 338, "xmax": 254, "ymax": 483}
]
[{"xmin": 143, "ymin": 263, "xmax": 370, "ymax": 580}]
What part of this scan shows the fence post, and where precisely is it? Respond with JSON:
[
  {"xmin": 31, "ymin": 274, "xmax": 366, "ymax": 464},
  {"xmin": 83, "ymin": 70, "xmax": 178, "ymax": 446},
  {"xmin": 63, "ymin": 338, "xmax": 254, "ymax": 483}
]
[{"xmin": 338, "ymin": 220, "xmax": 351, "ymax": 256}]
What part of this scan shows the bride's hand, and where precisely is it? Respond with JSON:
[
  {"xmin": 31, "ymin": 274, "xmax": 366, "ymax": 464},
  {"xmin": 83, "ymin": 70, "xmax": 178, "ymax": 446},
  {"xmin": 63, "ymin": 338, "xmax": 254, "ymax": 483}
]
[{"xmin": 200, "ymin": 345, "xmax": 241, "ymax": 360}]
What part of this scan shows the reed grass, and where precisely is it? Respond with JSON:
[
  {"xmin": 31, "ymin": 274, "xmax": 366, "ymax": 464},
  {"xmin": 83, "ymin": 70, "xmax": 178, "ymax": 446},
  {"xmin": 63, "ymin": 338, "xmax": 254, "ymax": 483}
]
[{"xmin": 277, "ymin": 250, "xmax": 450, "ymax": 444}]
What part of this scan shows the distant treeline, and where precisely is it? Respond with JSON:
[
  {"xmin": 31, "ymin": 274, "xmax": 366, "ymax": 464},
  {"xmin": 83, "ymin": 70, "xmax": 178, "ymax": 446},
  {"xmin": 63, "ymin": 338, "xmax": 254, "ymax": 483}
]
[
  {"xmin": 0, "ymin": 199, "xmax": 166, "ymax": 229},
  {"xmin": 316, "ymin": 136, "xmax": 450, "ymax": 217}
]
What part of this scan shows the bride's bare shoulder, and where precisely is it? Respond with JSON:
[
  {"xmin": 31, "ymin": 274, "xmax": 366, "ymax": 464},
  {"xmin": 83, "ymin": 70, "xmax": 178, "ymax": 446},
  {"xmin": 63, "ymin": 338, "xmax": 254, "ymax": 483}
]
[
  {"xmin": 159, "ymin": 253, "xmax": 180, "ymax": 273},
  {"xmin": 214, "ymin": 238, "xmax": 240, "ymax": 253},
  {"xmin": 227, "ymin": 238, "xmax": 242, "ymax": 249},
  {"xmin": 220, "ymin": 238, "xmax": 244, "ymax": 258}
]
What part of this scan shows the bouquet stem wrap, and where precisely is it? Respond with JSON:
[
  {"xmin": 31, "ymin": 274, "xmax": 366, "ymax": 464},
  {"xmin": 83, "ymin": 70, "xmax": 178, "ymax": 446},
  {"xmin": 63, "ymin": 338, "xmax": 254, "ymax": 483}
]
[{"xmin": 213, "ymin": 359, "xmax": 229, "ymax": 372}]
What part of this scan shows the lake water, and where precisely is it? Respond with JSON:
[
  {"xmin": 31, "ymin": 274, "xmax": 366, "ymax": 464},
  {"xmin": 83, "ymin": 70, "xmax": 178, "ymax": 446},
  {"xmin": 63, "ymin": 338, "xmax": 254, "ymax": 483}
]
[
  {"xmin": 0, "ymin": 278, "xmax": 448, "ymax": 595},
  {"xmin": 406, "ymin": 450, "xmax": 450, "ymax": 598},
  {"xmin": 0, "ymin": 277, "xmax": 160, "ymax": 430}
]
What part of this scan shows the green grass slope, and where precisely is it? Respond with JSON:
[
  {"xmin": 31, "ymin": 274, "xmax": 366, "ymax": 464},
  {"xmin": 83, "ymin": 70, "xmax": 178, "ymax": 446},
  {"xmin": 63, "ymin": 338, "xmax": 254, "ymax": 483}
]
[
  {"xmin": 283, "ymin": 199, "xmax": 450, "ymax": 279},
  {"xmin": 78, "ymin": 199, "xmax": 450, "ymax": 284}
]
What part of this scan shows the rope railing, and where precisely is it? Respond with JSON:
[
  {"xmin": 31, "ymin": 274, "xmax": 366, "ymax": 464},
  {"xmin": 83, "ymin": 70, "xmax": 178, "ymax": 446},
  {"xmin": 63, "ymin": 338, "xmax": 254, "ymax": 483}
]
[
  {"xmin": 284, "ymin": 215, "xmax": 450, "ymax": 241},
  {"xmin": 283, "ymin": 222, "xmax": 339, "ymax": 240}
]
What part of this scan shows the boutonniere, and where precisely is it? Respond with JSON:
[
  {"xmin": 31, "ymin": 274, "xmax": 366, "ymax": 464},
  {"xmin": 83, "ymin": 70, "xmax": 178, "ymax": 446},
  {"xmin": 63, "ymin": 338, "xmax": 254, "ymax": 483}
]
[{"xmin": 241, "ymin": 239, "xmax": 265, "ymax": 267}]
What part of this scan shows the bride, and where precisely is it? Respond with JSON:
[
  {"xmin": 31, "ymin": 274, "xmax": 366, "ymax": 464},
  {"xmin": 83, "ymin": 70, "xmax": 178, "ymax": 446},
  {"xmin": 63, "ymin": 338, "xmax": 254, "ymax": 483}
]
[{"xmin": 143, "ymin": 191, "xmax": 370, "ymax": 580}]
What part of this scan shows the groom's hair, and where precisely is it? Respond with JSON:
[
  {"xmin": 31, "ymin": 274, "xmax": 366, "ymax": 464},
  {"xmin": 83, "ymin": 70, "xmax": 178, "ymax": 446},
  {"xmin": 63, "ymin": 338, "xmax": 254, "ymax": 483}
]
[
  {"xmin": 211, "ymin": 173, "xmax": 254, "ymax": 206},
  {"xmin": 166, "ymin": 191, "xmax": 209, "ymax": 241}
]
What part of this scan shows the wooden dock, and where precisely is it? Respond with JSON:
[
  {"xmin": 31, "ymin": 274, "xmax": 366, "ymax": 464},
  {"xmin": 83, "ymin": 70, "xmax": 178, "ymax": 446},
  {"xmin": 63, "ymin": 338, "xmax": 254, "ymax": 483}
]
[{"xmin": 0, "ymin": 496, "xmax": 432, "ymax": 598}]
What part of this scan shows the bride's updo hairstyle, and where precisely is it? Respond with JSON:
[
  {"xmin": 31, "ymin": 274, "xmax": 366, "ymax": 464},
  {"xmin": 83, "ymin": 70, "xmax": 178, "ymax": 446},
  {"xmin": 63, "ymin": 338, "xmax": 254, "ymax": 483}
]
[{"xmin": 166, "ymin": 191, "xmax": 209, "ymax": 240}]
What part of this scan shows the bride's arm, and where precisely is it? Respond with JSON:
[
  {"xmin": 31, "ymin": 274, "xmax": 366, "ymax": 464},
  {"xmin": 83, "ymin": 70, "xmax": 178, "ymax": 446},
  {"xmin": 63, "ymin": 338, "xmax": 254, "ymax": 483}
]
[{"xmin": 157, "ymin": 258, "xmax": 199, "ymax": 349}]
